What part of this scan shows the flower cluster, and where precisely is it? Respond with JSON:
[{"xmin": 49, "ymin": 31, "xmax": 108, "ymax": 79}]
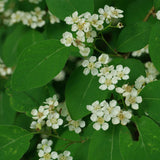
[
  {"xmin": 8, "ymin": 7, "xmax": 59, "ymax": 28},
  {"xmin": 86, "ymin": 100, "xmax": 132, "ymax": 130},
  {"xmin": 132, "ymin": 45, "xmax": 149, "ymax": 57},
  {"xmin": 30, "ymin": 96, "xmax": 86, "ymax": 134},
  {"xmin": 0, "ymin": 59, "xmax": 12, "ymax": 77},
  {"xmin": 37, "ymin": 139, "xmax": 73, "ymax": 160},
  {"xmin": 0, "ymin": 0, "xmax": 7, "ymax": 13},
  {"xmin": 82, "ymin": 54, "xmax": 130, "ymax": 91},
  {"xmin": 60, "ymin": 5, "xmax": 124, "ymax": 57},
  {"xmin": 30, "ymin": 95, "xmax": 63, "ymax": 130}
]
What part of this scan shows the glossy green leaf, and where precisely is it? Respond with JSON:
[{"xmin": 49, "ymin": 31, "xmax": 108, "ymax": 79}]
[
  {"xmin": 88, "ymin": 126, "xmax": 123, "ymax": 160},
  {"xmin": 117, "ymin": 22, "xmax": 151, "ymax": 52},
  {"xmin": 65, "ymin": 67, "xmax": 111, "ymax": 120},
  {"xmin": 0, "ymin": 125, "xmax": 33, "ymax": 160},
  {"xmin": 109, "ymin": 58, "xmax": 146, "ymax": 84},
  {"xmin": 149, "ymin": 23, "xmax": 160, "ymax": 72},
  {"xmin": 9, "ymin": 86, "xmax": 49, "ymax": 116},
  {"xmin": 12, "ymin": 39, "xmax": 70, "ymax": 91},
  {"xmin": 139, "ymin": 81, "xmax": 160, "ymax": 123},
  {"xmin": 2, "ymin": 26, "xmax": 25, "ymax": 66},
  {"xmin": 125, "ymin": 0, "xmax": 154, "ymax": 25},
  {"xmin": 0, "ymin": 92, "xmax": 16, "ymax": 125},
  {"xmin": 46, "ymin": 0, "xmax": 94, "ymax": 20},
  {"xmin": 17, "ymin": 30, "xmax": 44, "ymax": 58},
  {"xmin": 120, "ymin": 116, "xmax": 160, "ymax": 160}
]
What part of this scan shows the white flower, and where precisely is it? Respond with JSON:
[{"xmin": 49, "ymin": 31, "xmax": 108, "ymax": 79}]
[
  {"xmin": 60, "ymin": 32, "xmax": 73, "ymax": 47},
  {"xmin": 58, "ymin": 151, "xmax": 73, "ymax": 160},
  {"xmin": 65, "ymin": 11, "xmax": 79, "ymax": 24},
  {"xmin": 31, "ymin": 106, "xmax": 49, "ymax": 122},
  {"xmin": 135, "ymin": 75, "xmax": 146, "ymax": 90},
  {"xmin": 82, "ymin": 56, "xmax": 101, "ymax": 75},
  {"xmin": 37, "ymin": 139, "xmax": 53, "ymax": 153},
  {"xmin": 103, "ymin": 100, "xmax": 121, "ymax": 118},
  {"xmin": 48, "ymin": 11, "xmax": 60, "ymax": 24},
  {"xmin": 90, "ymin": 113, "xmax": 109, "ymax": 131},
  {"xmin": 109, "ymin": 7, "xmax": 123, "ymax": 19},
  {"xmin": 66, "ymin": 116, "xmax": 85, "ymax": 134},
  {"xmin": 54, "ymin": 70, "xmax": 65, "ymax": 81},
  {"xmin": 0, "ymin": 63, "xmax": 12, "ymax": 76},
  {"xmin": 115, "ymin": 65, "xmax": 130, "ymax": 80},
  {"xmin": 44, "ymin": 95, "xmax": 59, "ymax": 112},
  {"xmin": 98, "ymin": 5, "xmax": 111, "ymax": 23},
  {"xmin": 112, "ymin": 110, "xmax": 132, "ymax": 125},
  {"xmin": 116, "ymin": 84, "xmax": 133, "ymax": 97},
  {"xmin": 117, "ymin": 22, "xmax": 124, "ymax": 28},
  {"xmin": 86, "ymin": 100, "xmax": 105, "ymax": 116},
  {"xmin": 125, "ymin": 88, "xmax": 142, "ymax": 110},
  {"xmin": 99, "ymin": 74, "xmax": 118, "ymax": 90},
  {"xmin": 46, "ymin": 112, "xmax": 63, "ymax": 129},
  {"xmin": 97, "ymin": 65, "xmax": 114, "ymax": 77},
  {"xmin": 56, "ymin": 102, "xmax": 69, "ymax": 117},
  {"xmin": 38, "ymin": 150, "xmax": 58, "ymax": 160},
  {"xmin": 85, "ymin": 30, "xmax": 97, "ymax": 43},
  {"xmin": 156, "ymin": 10, "xmax": 160, "ymax": 20},
  {"xmin": 132, "ymin": 45, "xmax": 149, "ymax": 57},
  {"xmin": 30, "ymin": 120, "xmax": 45, "ymax": 130},
  {"xmin": 79, "ymin": 47, "xmax": 90, "ymax": 57},
  {"xmin": 98, "ymin": 53, "xmax": 109, "ymax": 64}
]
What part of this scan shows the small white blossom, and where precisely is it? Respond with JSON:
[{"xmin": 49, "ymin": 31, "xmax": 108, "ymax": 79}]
[
  {"xmin": 31, "ymin": 106, "xmax": 49, "ymax": 122},
  {"xmin": 115, "ymin": 65, "xmax": 130, "ymax": 80},
  {"xmin": 66, "ymin": 116, "xmax": 85, "ymax": 134},
  {"xmin": 125, "ymin": 88, "xmax": 142, "ymax": 110},
  {"xmin": 116, "ymin": 84, "xmax": 133, "ymax": 97},
  {"xmin": 48, "ymin": 11, "xmax": 60, "ymax": 24},
  {"xmin": 156, "ymin": 10, "xmax": 160, "ymax": 20},
  {"xmin": 46, "ymin": 112, "xmax": 63, "ymax": 129},
  {"xmin": 132, "ymin": 45, "xmax": 149, "ymax": 57},
  {"xmin": 58, "ymin": 151, "xmax": 73, "ymax": 160},
  {"xmin": 60, "ymin": 32, "xmax": 74, "ymax": 47},
  {"xmin": 82, "ymin": 56, "xmax": 101, "ymax": 76},
  {"xmin": 30, "ymin": 120, "xmax": 45, "ymax": 130},
  {"xmin": 135, "ymin": 75, "xmax": 146, "ymax": 90},
  {"xmin": 79, "ymin": 47, "xmax": 90, "ymax": 57},
  {"xmin": 56, "ymin": 102, "xmax": 69, "ymax": 117},
  {"xmin": 99, "ymin": 73, "xmax": 118, "ymax": 90},
  {"xmin": 54, "ymin": 70, "xmax": 65, "ymax": 81},
  {"xmin": 112, "ymin": 110, "xmax": 132, "ymax": 125},
  {"xmin": 90, "ymin": 113, "xmax": 109, "ymax": 131},
  {"xmin": 64, "ymin": 11, "xmax": 79, "ymax": 25},
  {"xmin": 97, "ymin": 65, "xmax": 114, "ymax": 77},
  {"xmin": 98, "ymin": 53, "xmax": 109, "ymax": 64}
]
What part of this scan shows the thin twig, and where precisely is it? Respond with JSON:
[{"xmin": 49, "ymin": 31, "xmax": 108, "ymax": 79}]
[{"xmin": 143, "ymin": 6, "xmax": 155, "ymax": 22}]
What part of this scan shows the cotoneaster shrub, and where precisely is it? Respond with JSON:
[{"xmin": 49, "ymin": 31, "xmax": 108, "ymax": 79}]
[{"xmin": 0, "ymin": 0, "xmax": 160, "ymax": 160}]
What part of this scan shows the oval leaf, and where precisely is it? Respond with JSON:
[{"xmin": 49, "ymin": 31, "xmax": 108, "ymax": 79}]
[
  {"xmin": 0, "ymin": 125, "xmax": 33, "ymax": 160},
  {"xmin": 46, "ymin": 0, "xmax": 94, "ymax": 20},
  {"xmin": 116, "ymin": 22, "xmax": 151, "ymax": 52},
  {"xmin": 65, "ymin": 67, "xmax": 111, "ymax": 120},
  {"xmin": 139, "ymin": 81, "xmax": 160, "ymax": 123},
  {"xmin": 149, "ymin": 23, "xmax": 160, "ymax": 72},
  {"xmin": 120, "ymin": 116, "xmax": 160, "ymax": 160},
  {"xmin": 12, "ymin": 39, "xmax": 70, "ymax": 91}
]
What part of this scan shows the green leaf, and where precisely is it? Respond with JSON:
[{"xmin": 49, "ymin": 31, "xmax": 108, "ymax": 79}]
[
  {"xmin": 0, "ymin": 92, "xmax": 16, "ymax": 125},
  {"xmin": 149, "ymin": 23, "xmax": 160, "ymax": 72},
  {"xmin": 120, "ymin": 116, "xmax": 160, "ymax": 160},
  {"xmin": 8, "ymin": 86, "xmax": 49, "ymax": 116},
  {"xmin": 2, "ymin": 25, "xmax": 25, "ymax": 66},
  {"xmin": 154, "ymin": 0, "xmax": 160, "ymax": 10},
  {"xmin": 109, "ymin": 58, "xmax": 146, "ymax": 84},
  {"xmin": 88, "ymin": 127, "xmax": 123, "ymax": 160},
  {"xmin": 125, "ymin": 0, "xmax": 154, "ymax": 25},
  {"xmin": 0, "ymin": 125, "xmax": 33, "ymax": 160},
  {"xmin": 65, "ymin": 67, "xmax": 111, "ymax": 120},
  {"xmin": 116, "ymin": 22, "xmax": 151, "ymax": 52},
  {"xmin": 12, "ymin": 39, "xmax": 70, "ymax": 91},
  {"xmin": 139, "ymin": 81, "xmax": 160, "ymax": 124},
  {"xmin": 46, "ymin": 0, "xmax": 94, "ymax": 20},
  {"xmin": 17, "ymin": 30, "xmax": 44, "ymax": 58}
]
